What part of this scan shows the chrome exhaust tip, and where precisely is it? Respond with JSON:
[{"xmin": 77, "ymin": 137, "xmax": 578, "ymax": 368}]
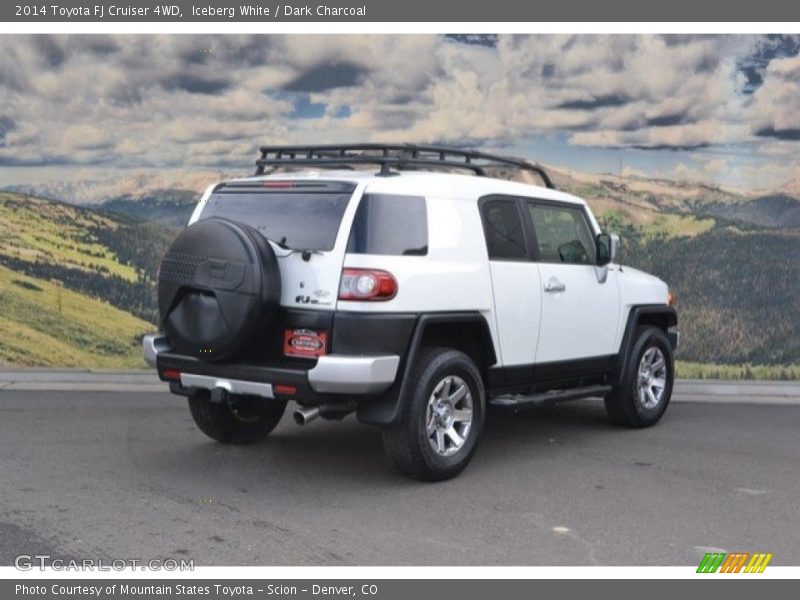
[{"xmin": 293, "ymin": 406, "xmax": 321, "ymax": 426}]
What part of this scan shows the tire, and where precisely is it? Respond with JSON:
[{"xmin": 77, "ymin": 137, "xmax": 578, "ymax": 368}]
[
  {"xmin": 187, "ymin": 390, "xmax": 287, "ymax": 444},
  {"xmin": 382, "ymin": 347, "xmax": 485, "ymax": 481},
  {"xmin": 604, "ymin": 326, "xmax": 674, "ymax": 428},
  {"xmin": 158, "ymin": 217, "xmax": 280, "ymax": 362}
]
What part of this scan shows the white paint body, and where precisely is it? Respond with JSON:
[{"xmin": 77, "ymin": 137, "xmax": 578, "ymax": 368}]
[{"xmin": 189, "ymin": 170, "xmax": 670, "ymax": 367}]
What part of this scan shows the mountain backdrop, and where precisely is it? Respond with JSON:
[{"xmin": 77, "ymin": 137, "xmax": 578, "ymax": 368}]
[
  {"xmin": 1, "ymin": 167, "xmax": 799, "ymax": 376},
  {"xmin": 0, "ymin": 192, "xmax": 175, "ymax": 367}
]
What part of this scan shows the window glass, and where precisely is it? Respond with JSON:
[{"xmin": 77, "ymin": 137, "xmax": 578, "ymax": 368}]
[
  {"xmin": 347, "ymin": 194, "xmax": 428, "ymax": 256},
  {"xmin": 480, "ymin": 199, "xmax": 528, "ymax": 260},
  {"xmin": 200, "ymin": 190, "xmax": 351, "ymax": 251},
  {"xmin": 527, "ymin": 203, "xmax": 596, "ymax": 264}
]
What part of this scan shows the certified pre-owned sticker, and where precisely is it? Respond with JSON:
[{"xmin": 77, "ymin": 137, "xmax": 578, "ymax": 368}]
[{"xmin": 283, "ymin": 328, "xmax": 328, "ymax": 357}]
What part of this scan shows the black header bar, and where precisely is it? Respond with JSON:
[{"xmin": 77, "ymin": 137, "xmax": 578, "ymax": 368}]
[{"xmin": 3, "ymin": 0, "xmax": 800, "ymax": 22}]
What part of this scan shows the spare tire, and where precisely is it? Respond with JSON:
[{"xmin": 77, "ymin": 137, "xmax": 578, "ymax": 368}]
[{"xmin": 157, "ymin": 217, "xmax": 280, "ymax": 362}]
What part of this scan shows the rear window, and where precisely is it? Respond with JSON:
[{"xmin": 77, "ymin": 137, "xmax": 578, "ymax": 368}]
[
  {"xmin": 198, "ymin": 181, "xmax": 355, "ymax": 251},
  {"xmin": 347, "ymin": 194, "xmax": 428, "ymax": 256}
]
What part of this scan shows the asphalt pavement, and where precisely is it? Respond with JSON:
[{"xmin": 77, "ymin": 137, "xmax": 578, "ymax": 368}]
[{"xmin": 0, "ymin": 377, "xmax": 798, "ymax": 566}]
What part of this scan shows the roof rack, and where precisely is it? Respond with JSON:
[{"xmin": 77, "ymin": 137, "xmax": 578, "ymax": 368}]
[{"xmin": 254, "ymin": 143, "xmax": 555, "ymax": 189}]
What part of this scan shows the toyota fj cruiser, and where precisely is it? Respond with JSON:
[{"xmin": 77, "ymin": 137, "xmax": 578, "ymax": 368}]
[{"xmin": 144, "ymin": 144, "xmax": 678, "ymax": 481}]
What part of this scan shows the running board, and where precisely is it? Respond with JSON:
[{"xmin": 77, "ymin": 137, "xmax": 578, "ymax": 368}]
[{"xmin": 489, "ymin": 385, "xmax": 612, "ymax": 411}]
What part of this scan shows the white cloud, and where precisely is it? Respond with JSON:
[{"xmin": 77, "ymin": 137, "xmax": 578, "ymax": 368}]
[
  {"xmin": 0, "ymin": 34, "xmax": 797, "ymax": 191},
  {"xmin": 748, "ymin": 54, "xmax": 800, "ymax": 137}
]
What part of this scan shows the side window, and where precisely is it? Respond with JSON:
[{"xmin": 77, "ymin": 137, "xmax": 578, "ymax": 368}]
[
  {"xmin": 480, "ymin": 198, "xmax": 528, "ymax": 260},
  {"xmin": 526, "ymin": 203, "xmax": 596, "ymax": 265},
  {"xmin": 347, "ymin": 194, "xmax": 428, "ymax": 256}
]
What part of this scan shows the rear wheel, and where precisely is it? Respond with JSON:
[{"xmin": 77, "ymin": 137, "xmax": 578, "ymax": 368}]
[
  {"xmin": 188, "ymin": 391, "xmax": 287, "ymax": 444},
  {"xmin": 605, "ymin": 326, "xmax": 674, "ymax": 428},
  {"xmin": 382, "ymin": 347, "xmax": 485, "ymax": 481}
]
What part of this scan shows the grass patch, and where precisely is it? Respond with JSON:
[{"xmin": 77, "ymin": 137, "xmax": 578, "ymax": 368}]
[
  {"xmin": 677, "ymin": 361, "xmax": 800, "ymax": 380},
  {"xmin": 0, "ymin": 265, "xmax": 151, "ymax": 368},
  {"xmin": 645, "ymin": 213, "xmax": 715, "ymax": 239},
  {"xmin": 595, "ymin": 207, "xmax": 714, "ymax": 240},
  {"xmin": 12, "ymin": 278, "xmax": 43, "ymax": 292}
]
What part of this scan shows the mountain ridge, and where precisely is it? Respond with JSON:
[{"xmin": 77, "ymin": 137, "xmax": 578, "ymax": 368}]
[{"xmin": 2, "ymin": 165, "xmax": 799, "ymax": 368}]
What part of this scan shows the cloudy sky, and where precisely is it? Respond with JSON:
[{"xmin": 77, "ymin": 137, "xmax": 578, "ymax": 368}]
[{"xmin": 0, "ymin": 34, "xmax": 798, "ymax": 191}]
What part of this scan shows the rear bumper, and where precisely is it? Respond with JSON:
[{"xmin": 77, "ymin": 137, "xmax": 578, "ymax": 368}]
[
  {"xmin": 142, "ymin": 334, "xmax": 399, "ymax": 400},
  {"xmin": 307, "ymin": 355, "xmax": 400, "ymax": 394},
  {"xmin": 143, "ymin": 334, "xmax": 172, "ymax": 368}
]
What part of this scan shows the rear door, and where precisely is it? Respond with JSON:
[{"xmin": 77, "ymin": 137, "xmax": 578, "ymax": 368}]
[
  {"xmin": 192, "ymin": 179, "xmax": 357, "ymax": 311},
  {"xmin": 479, "ymin": 196, "xmax": 542, "ymax": 368},
  {"xmin": 522, "ymin": 200, "xmax": 620, "ymax": 363}
]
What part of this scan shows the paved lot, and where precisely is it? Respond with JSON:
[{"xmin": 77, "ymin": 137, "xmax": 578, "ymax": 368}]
[{"xmin": 0, "ymin": 386, "xmax": 798, "ymax": 566}]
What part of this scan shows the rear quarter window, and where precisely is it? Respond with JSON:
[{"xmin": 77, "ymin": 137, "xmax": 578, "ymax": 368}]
[
  {"xmin": 479, "ymin": 198, "xmax": 528, "ymax": 260},
  {"xmin": 347, "ymin": 194, "xmax": 428, "ymax": 256}
]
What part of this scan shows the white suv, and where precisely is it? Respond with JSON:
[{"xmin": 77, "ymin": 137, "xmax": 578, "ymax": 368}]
[{"xmin": 144, "ymin": 144, "xmax": 678, "ymax": 481}]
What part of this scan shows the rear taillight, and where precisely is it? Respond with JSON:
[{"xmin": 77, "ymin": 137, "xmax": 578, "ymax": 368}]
[{"xmin": 339, "ymin": 268, "xmax": 397, "ymax": 301}]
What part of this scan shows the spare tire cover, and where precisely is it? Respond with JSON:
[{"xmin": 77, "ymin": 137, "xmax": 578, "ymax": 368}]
[{"xmin": 157, "ymin": 217, "xmax": 280, "ymax": 362}]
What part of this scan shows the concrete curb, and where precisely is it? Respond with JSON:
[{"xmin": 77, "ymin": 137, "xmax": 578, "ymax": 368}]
[
  {"xmin": 0, "ymin": 369, "xmax": 162, "ymax": 392},
  {"xmin": 672, "ymin": 379, "xmax": 800, "ymax": 405},
  {"xmin": 1, "ymin": 369, "xmax": 799, "ymax": 404}
]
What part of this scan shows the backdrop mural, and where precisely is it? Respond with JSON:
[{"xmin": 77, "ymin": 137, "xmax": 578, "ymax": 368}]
[{"xmin": 0, "ymin": 34, "xmax": 798, "ymax": 375}]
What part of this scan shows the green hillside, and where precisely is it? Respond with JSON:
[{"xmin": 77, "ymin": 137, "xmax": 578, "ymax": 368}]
[
  {"xmin": 0, "ymin": 265, "xmax": 151, "ymax": 367},
  {"xmin": 1, "ymin": 184, "xmax": 799, "ymax": 374},
  {"xmin": 0, "ymin": 192, "xmax": 176, "ymax": 367},
  {"xmin": 0, "ymin": 192, "xmax": 176, "ymax": 324},
  {"xmin": 0, "ymin": 192, "xmax": 139, "ymax": 280}
]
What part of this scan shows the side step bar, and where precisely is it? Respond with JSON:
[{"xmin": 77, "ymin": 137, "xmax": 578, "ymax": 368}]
[{"xmin": 489, "ymin": 384, "xmax": 612, "ymax": 411}]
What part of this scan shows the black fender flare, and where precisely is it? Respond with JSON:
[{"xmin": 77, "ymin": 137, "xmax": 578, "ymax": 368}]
[
  {"xmin": 356, "ymin": 312, "xmax": 496, "ymax": 426},
  {"xmin": 612, "ymin": 304, "xmax": 678, "ymax": 386}
]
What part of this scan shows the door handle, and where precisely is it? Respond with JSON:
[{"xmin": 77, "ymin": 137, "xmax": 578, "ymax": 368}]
[{"xmin": 544, "ymin": 278, "xmax": 566, "ymax": 293}]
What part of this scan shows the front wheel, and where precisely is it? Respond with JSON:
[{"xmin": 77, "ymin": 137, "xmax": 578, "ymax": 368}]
[
  {"xmin": 604, "ymin": 326, "xmax": 674, "ymax": 428},
  {"xmin": 382, "ymin": 347, "xmax": 485, "ymax": 481},
  {"xmin": 188, "ymin": 391, "xmax": 287, "ymax": 444}
]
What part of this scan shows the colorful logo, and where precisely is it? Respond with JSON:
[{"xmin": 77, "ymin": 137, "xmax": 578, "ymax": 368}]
[{"xmin": 697, "ymin": 552, "xmax": 773, "ymax": 573}]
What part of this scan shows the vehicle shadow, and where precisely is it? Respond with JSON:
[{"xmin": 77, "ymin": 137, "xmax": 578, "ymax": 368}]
[{"xmin": 142, "ymin": 398, "xmax": 620, "ymax": 489}]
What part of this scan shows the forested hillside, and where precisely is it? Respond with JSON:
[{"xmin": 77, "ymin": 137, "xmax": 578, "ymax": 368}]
[
  {"xmin": 99, "ymin": 189, "xmax": 198, "ymax": 228},
  {"xmin": 639, "ymin": 228, "xmax": 798, "ymax": 364},
  {"xmin": 697, "ymin": 195, "xmax": 800, "ymax": 229},
  {"xmin": 1, "ymin": 176, "xmax": 799, "ymax": 372},
  {"xmin": 596, "ymin": 213, "xmax": 800, "ymax": 365},
  {"xmin": 0, "ymin": 192, "xmax": 175, "ymax": 326}
]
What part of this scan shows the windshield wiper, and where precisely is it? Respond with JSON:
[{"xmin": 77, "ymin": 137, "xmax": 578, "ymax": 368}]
[{"xmin": 272, "ymin": 237, "xmax": 321, "ymax": 262}]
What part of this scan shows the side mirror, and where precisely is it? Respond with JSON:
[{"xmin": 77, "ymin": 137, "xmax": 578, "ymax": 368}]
[{"xmin": 596, "ymin": 232, "xmax": 619, "ymax": 266}]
